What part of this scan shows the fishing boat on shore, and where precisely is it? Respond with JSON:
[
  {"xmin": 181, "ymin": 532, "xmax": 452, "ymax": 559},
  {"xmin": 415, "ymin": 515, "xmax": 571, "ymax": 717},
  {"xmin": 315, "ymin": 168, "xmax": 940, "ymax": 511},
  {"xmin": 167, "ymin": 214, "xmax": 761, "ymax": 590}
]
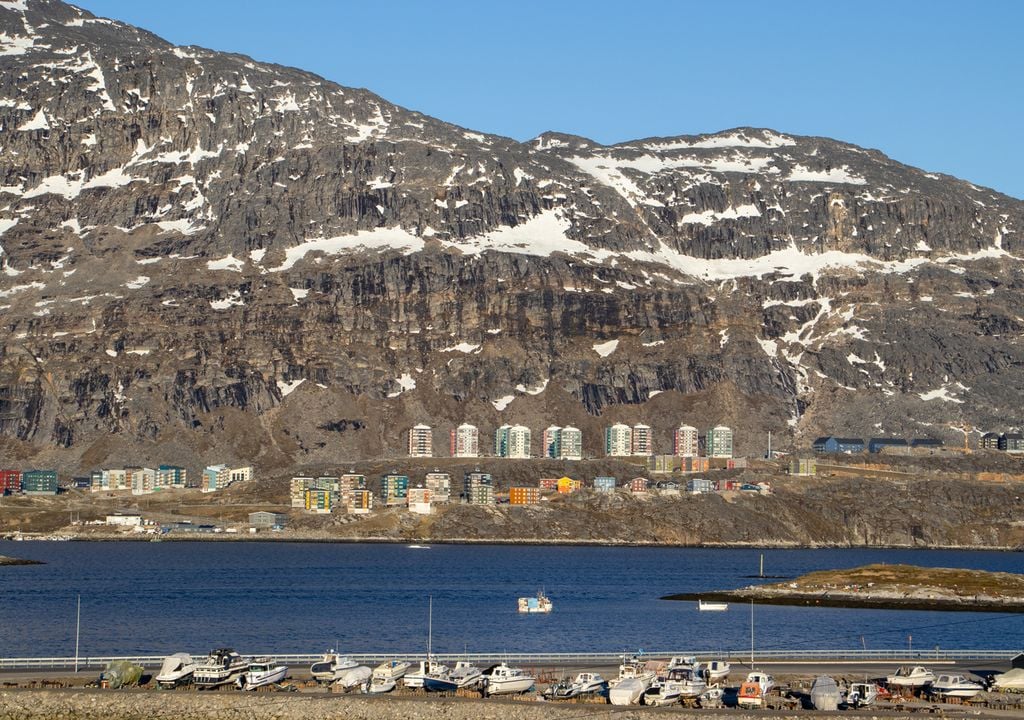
[
  {"xmin": 155, "ymin": 653, "xmax": 196, "ymax": 689},
  {"xmin": 237, "ymin": 657, "xmax": 287, "ymax": 690},
  {"xmin": 810, "ymin": 675, "xmax": 841, "ymax": 710},
  {"xmin": 929, "ymin": 674, "xmax": 984, "ymax": 698},
  {"xmin": 608, "ymin": 656, "xmax": 656, "ymax": 706},
  {"xmin": 846, "ymin": 681, "xmax": 880, "ymax": 707},
  {"xmin": 666, "ymin": 666, "xmax": 706, "ymax": 699},
  {"xmin": 642, "ymin": 679, "xmax": 684, "ymax": 706},
  {"xmin": 736, "ymin": 671, "xmax": 775, "ymax": 708},
  {"xmin": 517, "ymin": 590, "xmax": 552, "ymax": 613},
  {"xmin": 310, "ymin": 650, "xmax": 360, "ymax": 683},
  {"xmin": 482, "ymin": 663, "xmax": 535, "ymax": 695},
  {"xmin": 544, "ymin": 672, "xmax": 607, "ymax": 699},
  {"xmin": 886, "ymin": 665, "xmax": 935, "ymax": 688},
  {"xmin": 193, "ymin": 648, "xmax": 247, "ymax": 689},
  {"xmin": 334, "ymin": 664, "xmax": 372, "ymax": 692},
  {"xmin": 423, "ymin": 661, "xmax": 484, "ymax": 693},
  {"xmin": 697, "ymin": 599, "xmax": 728, "ymax": 611},
  {"xmin": 370, "ymin": 659, "xmax": 410, "ymax": 688},
  {"xmin": 703, "ymin": 659, "xmax": 730, "ymax": 683}
]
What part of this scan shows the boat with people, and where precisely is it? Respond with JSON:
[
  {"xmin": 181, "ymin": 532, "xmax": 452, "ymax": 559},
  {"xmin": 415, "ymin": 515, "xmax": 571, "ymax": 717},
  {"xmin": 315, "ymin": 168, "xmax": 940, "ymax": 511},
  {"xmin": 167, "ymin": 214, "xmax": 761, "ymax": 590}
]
[
  {"xmin": 482, "ymin": 663, "xmax": 536, "ymax": 695},
  {"xmin": 517, "ymin": 590, "xmax": 553, "ymax": 613},
  {"xmin": 155, "ymin": 653, "xmax": 196, "ymax": 689},
  {"xmin": 237, "ymin": 657, "xmax": 287, "ymax": 690},
  {"xmin": 310, "ymin": 650, "xmax": 360, "ymax": 683},
  {"xmin": 736, "ymin": 671, "xmax": 775, "ymax": 708},
  {"xmin": 608, "ymin": 655, "xmax": 656, "ymax": 706},
  {"xmin": 929, "ymin": 674, "xmax": 984, "ymax": 698},
  {"xmin": 193, "ymin": 648, "xmax": 248, "ymax": 689},
  {"xmin": 697, "ymin": 599, "xmax": 728, "ymax": 611},
  {"xmin": 846, "ymin": 681, "xmax": 880, "ymax": 707},
  {"xmin": 886, "ymin": 665, "xmax": 936, "ymax": 688}
]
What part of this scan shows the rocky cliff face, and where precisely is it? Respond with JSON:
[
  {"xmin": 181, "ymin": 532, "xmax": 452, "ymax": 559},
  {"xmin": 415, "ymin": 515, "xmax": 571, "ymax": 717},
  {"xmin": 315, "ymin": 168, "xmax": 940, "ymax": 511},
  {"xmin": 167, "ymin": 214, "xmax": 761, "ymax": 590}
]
[{"xmin": 2, "ymin": 0, "xmax": 1024, "ymax": 473}]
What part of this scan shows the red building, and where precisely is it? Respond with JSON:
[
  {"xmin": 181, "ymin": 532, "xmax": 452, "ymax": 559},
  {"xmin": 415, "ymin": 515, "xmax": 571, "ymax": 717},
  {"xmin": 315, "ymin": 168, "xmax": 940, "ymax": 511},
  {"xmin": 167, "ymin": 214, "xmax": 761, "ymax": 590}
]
[{"xmin": 0, "ymin": 469, "xmax": 21, "ymax": 494}]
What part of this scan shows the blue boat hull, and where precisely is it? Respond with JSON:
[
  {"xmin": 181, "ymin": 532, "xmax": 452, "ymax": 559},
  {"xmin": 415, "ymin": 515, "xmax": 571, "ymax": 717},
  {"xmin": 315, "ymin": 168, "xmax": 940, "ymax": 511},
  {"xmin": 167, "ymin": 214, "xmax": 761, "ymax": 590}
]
[{"xmin": 423, "ymin": 676, "xmax": 459, "ymax": 692}]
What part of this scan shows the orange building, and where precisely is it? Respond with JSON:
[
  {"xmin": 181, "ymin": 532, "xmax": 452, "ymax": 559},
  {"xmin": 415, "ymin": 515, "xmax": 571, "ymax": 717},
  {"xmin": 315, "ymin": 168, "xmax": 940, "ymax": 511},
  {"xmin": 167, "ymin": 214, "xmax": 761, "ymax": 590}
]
[{"xmin": 510, "ymin": 487, "xmax": 541, "ymax": 505}]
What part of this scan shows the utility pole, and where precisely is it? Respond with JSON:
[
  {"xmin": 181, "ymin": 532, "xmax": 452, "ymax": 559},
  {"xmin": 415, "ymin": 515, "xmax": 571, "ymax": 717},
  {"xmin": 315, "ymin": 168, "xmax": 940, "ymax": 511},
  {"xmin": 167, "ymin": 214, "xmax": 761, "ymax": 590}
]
[{"xmin": 74, "ymin": 594, "xmax": 81, "ymax": 673}]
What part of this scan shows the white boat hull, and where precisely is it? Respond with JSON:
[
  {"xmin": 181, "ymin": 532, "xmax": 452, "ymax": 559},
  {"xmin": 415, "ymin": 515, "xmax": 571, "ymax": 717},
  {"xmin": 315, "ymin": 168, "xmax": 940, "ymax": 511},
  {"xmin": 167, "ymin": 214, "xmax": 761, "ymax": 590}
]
[
  {"xmin": 335, "ymin": 666, "xmax": 372, "ymax": 690},
  {"xmin": 486, "ymin": 676, "xmax": 535, "ymax": 695},
  {"xmin": 239, "ymin": 666, "xmax": 287, "ymax": 690},
  {"xmin": 609, "ymin": 677, "xmax": 650, "ymax": 706},
  {"xmin": 368, "ymin": 678, "xmax": 396, "ymax": 694}
]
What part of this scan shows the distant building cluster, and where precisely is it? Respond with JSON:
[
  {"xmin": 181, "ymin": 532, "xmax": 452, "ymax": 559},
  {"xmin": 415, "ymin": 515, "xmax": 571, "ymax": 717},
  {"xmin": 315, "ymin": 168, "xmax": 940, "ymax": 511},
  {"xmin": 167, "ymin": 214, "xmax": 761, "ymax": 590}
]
[
  {"xmin": 404, "ymin": 423, "xmax": 736, "ymax": 460},
  {"xmin": 0, "ymin": 463, "xmax": 252, "ymax": 497},
  {"xmin": 980, "ymin": 432, "xmax": 1024, "ymax": 453},
  {"xmin": 812, "ymin": 436, "xmax": 944, "ymax": 455}
]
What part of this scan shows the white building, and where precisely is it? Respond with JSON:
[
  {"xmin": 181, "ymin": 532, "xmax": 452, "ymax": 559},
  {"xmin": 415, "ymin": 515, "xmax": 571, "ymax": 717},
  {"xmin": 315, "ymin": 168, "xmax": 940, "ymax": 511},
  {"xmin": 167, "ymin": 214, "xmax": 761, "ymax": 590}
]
[
  {"xmin": 707, "ymin": 425, "xmax": 734, "ymax": 458},
  {"xmin": 408, "ymin": 424, "xmax": 433, "ymax": 457},
  {"xmin": 450, "ymin": 423, "xmax": 479, "ymax": 457},
  {"xmin": 105, "ymin": 513, "xmax": 142, "ymax": 527},
  {"xmin": 605, "ymin": 423, "xmax": 632, "ymax": 457},
  {"xmin": 559, "ymin": 426, "xmax": 583, "ymax": 460},
  {"xmin": 674, "ymin": 424, "xmax": 699, "ymax": 457},
  {"xmin": 631, "ymin": 424, "xmax": 653, "ymax": 455},
  {"xmin": 507, "ymin": 425, "xmax": 531, "ymax": 458},
  {"xmin": 407, "ymin": 487, "xmax": 432, "ymax": 514}
]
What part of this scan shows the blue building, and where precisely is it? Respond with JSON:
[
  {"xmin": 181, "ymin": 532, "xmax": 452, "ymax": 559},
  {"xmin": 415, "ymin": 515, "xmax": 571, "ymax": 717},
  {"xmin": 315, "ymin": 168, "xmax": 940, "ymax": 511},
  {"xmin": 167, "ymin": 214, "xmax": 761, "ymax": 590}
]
[
  {"xmin": 593, "ymin": 476, "xmax": 616, "ymax": 492},
  {"xmin": 812, "ymin": 437, "xmax": 865, "ymax": 454},
  {"xmin": 868, "ymin": 438, "xmax": 909, "ymax": 454}
]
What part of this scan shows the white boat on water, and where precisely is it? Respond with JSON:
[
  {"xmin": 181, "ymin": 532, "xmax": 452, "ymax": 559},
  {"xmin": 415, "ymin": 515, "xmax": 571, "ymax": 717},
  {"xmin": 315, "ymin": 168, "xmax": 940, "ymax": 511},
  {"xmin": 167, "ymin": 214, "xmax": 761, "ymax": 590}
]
[
  {"xmin": 810, "ymin": 675, "xmax": 841, "ymax": 711},
  {"xmin": 736, "ymin": 671, "xmax": 775, "ymax": 708},
  {"xmin": 237, "ymin": 657, "xmax": 287, "ymax": 690},
  {"xmin": 156, "ymin": 653, "xmax": 196, "ymax": 689},
  {"xmin": 310, "ymin": 651, "xmax": 360, "ymax": 683},
  {"xmin": 518, "ymin": 590, "xmax": 553, "ymax": 613},
  {"xmin": 608, "ymin": 657, "xmax": 656, "ymax": 706},
  {"xmin": 481, "ymin": 663, "xmax": 535, "ymax": 695},
  {"xmin": 697, "ymin": 599, "xmax": 728, "ymax": 611},
  {"xmin": 193, "ymin": 648, "xmax": 247, "ymax": 689},
  {"xmin": 846, "ymin": 682, "xmax": 879, "ymax": 707},
  {"xmin": 703, "ymin": 659, "xmax": 730, "ymax": 683},
  {"xmin": 886, "ymin": 665, "xmax": 936, "ymax": 688},
  {"xmin": 930, "ymin": 674, "xmax": 984, "ymax": 698}
]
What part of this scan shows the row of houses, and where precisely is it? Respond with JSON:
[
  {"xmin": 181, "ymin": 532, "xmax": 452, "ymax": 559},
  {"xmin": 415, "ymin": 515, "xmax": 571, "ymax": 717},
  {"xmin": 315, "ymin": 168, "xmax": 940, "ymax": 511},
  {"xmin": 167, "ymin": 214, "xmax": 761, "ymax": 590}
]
[
  {"xmin": 980, "ymin": 433, "xmax": 1024, "ymax": 453},
  {"xmin": 88, "ymin": 465, "xmax": 252, "ymax": 494},
  {"xmin": 0, "ymin": 469, "xmax": 59, "ymax": 495},
  {"xmin": 812, "ymin": 437, "xmax": 945, "ymax": 455},
  {"xmin": 289, "ymin": 469, "xmax": 769, "ymax": 516},
  {"xmin": 409, "ymin": 423, "xmax": 736, "ymax": 459}
]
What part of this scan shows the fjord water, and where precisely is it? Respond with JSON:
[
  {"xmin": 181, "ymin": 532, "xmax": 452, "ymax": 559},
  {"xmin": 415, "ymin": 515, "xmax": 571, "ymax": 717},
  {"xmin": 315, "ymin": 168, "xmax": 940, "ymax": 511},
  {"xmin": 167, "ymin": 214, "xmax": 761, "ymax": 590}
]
[{"xmin": 1, "ymin": 542, "xmax": 1021, "ymax": 658}]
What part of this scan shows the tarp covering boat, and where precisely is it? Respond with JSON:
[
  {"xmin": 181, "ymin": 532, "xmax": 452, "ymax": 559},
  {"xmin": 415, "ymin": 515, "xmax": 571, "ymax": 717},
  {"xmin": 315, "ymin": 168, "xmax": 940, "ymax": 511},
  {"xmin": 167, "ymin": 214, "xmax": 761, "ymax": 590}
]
[
  {"xmin": 810, "ymin": 675, "xmax": 841, "ymax": 711},
  {"xmin": 101, "ymin": 660, "xmax": 143, "ymax": 689}
]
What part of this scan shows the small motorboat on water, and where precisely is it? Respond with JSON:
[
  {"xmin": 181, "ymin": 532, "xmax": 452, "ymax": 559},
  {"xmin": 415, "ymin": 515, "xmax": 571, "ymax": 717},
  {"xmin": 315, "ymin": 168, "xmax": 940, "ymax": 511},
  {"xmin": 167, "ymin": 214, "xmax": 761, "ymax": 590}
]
[
  {"xmin": 697, "ymin": 599, "xmax": 728, "ymax": 611},
  {"xmin": 886, "ymin": 665, "xmax": 936, "ymax": 688},
  {"xmin": 156, "ymin": 653, "xmax": 196, "ymax": 689},
  {"xmin": 517, "ymin": 590, "xmax": 553, "ymax": 613},
  {"xmin": 237, "ymin": 657, "xmax": 288, "ymax": 690},
  {"xmin": 310, "ymin": 651, "xmax": 360, "ymax": 683},
  {"xmin": 482, "ymin": 663, "xmax": 536, "ymax": 696},
  {"xmin": 810, "ymin": 675, "xmax": 841, "ymax": 711},
  {"xmin": 846, "ymin": 682, "xmax": 880, "ymax": 707},
  {"xmin": 193, "ymin": 649, "xmax": 247, "ymax": 689},
  {"xmin": 929, "ymin": 674, "xmax": 984, "ymax": 698}
]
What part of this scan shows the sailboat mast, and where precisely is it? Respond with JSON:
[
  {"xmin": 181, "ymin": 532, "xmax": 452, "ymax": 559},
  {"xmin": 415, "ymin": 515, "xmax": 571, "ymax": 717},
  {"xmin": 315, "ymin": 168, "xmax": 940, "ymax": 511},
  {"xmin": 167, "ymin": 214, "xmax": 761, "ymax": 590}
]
[
  {"xmin": 74, "ymin": 594, "xmax": 81, "ymax": 674},
  {"xmin": 427, "ymin": 595, "xmax": 432, "ymax": 665},
  {"xmin": 750, "ymin": 599, "xmax": 754, "ymax": 667}
]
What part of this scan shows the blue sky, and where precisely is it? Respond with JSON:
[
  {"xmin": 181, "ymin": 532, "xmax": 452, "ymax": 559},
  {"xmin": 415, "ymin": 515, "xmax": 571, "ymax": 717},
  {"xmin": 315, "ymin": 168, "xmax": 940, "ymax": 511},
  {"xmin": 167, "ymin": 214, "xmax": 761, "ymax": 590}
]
[{"xmin": 76, "ymin": 0, "xmax": 1024, "ymax": 199}]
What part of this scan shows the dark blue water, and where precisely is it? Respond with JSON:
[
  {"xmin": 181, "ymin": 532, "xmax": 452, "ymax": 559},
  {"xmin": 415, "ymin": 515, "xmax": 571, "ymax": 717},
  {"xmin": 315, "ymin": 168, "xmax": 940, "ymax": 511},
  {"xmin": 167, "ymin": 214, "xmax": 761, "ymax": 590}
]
[{"xmin": 1, "ymin": 541, "xmax": 1021, "ymax": 657}]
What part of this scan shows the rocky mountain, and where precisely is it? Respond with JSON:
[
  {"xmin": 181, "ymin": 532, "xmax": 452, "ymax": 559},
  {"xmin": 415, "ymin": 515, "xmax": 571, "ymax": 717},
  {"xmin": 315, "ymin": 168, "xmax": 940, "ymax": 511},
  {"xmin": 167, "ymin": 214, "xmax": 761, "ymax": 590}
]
[{"xmin": 2, "ymin": 0, "xmax": 1024, "ymax": 474}]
